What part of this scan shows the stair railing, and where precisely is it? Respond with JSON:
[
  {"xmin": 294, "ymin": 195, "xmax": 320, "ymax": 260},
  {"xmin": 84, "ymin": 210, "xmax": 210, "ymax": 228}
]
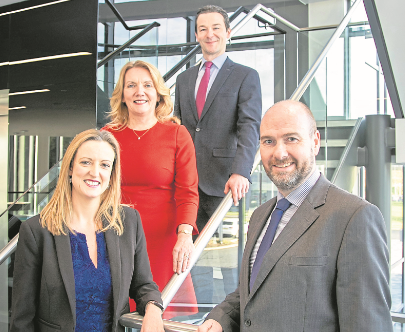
[{"xmin": 97, "ymin": 0, "xmax": 161, "ymax": 68}]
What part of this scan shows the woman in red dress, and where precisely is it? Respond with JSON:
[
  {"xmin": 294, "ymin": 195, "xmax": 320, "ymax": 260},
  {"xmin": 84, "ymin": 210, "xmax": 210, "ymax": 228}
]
[{"xmin": 103, "ymin": 60, "xmax": 198, "ymax": 318}]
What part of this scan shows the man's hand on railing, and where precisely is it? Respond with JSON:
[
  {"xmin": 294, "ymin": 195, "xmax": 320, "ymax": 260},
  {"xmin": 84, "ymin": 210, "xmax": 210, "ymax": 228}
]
[
  {"xmin": 224, "ymin": 173, "xmax": 249, "ymax": 206},
  {"xmin": 197, "ymin": 319, "xmax": 222, "ymax": 332}
]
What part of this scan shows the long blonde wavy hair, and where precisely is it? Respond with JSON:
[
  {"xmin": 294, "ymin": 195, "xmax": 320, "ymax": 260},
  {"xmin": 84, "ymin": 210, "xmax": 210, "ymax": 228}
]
[
  {"xmin": 40, "ymin": 129, "xmax": 124, "ymax": 236},
  {"xmin": 107, "ymin": 60, "xmax": 179, "ymax": 129}
]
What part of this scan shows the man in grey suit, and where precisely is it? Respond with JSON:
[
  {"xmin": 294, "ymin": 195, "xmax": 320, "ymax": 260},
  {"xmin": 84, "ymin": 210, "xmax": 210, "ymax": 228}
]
[
  {"xmin": 198, "ymin": 100, "xmax": 392, "ymax": 331},
  {"xmin": 174, "ymin": 4, "xmax": 262, "ymax": 225},
  {"xmin": 174, "ymin": 5, "xmax": 262, "ymax": 305}
]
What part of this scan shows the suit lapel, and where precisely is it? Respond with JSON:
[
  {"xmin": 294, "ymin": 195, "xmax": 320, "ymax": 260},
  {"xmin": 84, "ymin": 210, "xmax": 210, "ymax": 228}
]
[
  {"xmin": 248, "ymin": 175, "xmax": 331, "ymax": 299},
  {"xmin": 105, "ymin": 228, "xmax": 121, "ymax": 318},
  {"xmin": 240, "ymin": 198, "xmax": 276, "ymax": 306},
  {"xmin": 199, "ymin": 57, "xmax": 234, "ymax": 121},
  {"xmin": 188, "ymin": 65, "xmax": 200, "ymax": 123},
  {"xmin": 54, "ymin": 233, "xmax": 76, "ymax": 323}
]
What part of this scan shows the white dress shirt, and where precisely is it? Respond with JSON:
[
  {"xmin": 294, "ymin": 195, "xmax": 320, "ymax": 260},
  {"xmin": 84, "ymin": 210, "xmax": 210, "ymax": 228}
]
[
  {"xmin": 194, "ymin": 53, "xmax": 228, "ymax": 99},
  {"xmin": 249, "ymin": 170, "xmax": 321, "ymax": 273}
]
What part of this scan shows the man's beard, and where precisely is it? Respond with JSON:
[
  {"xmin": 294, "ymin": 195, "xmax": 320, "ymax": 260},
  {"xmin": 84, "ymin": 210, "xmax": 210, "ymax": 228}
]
[{"xmin": 264, "ymin": 153, "xmax": 314, "ymax": 192}]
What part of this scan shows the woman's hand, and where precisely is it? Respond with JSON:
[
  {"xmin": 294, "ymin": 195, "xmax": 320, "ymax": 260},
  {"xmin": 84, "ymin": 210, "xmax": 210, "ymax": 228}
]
[
  {"xmin": 173, "ymin": 224, "xmax": 195, "ymax": 274},
  {"xmin": 141, "ymin": 303, "xmax": 164, "ymax": 332}
]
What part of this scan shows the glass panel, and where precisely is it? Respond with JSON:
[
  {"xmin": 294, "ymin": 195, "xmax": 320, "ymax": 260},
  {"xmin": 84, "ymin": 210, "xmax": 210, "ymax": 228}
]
[
  {"xmin": 227, "ymin": 48, "xmax": 275, "ymax": 115},
  {"xmin": 393, "ymin": 323, "xmax": 405, "ymax": 332}
]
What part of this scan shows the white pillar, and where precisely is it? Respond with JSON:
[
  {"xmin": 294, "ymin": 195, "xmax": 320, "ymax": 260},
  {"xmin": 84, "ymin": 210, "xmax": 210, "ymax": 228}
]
[{"xmin": 0, "ymin": 89, "xmax": 9, "ymax": 329}]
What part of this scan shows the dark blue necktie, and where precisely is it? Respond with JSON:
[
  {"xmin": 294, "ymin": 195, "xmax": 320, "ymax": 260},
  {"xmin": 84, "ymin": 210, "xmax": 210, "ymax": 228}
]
[{"xmin": 250, "ymin": 198, "xmax": 291, "ymax": 291}]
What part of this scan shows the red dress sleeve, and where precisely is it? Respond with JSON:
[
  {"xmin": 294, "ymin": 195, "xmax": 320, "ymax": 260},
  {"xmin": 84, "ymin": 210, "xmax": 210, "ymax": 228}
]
[{"xmin": 174, "ymin": 125, "xmax": 199, "ymax": 234}]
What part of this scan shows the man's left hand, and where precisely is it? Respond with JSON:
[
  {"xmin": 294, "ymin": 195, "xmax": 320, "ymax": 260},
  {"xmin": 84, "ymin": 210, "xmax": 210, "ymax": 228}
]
[{"xmin": 224, "ymin": 174, "xmax": 249, "ymax": 206}]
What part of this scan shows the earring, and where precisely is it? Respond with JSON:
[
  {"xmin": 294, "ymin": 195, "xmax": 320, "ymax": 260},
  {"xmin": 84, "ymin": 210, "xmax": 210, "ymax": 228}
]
[{"xmin": 69, "ymin": 176, "xmax": 72, "ymax": 184}]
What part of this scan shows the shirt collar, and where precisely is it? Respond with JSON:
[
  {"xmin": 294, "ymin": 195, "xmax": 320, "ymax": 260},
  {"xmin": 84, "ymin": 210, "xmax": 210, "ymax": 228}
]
[
  {"xmin": 200, "ymin": 53, "xmax": 228, "ymax": 71},
  {"xmin": 277, "ymin": 169, "xmax": 321, "ymax": 207}
]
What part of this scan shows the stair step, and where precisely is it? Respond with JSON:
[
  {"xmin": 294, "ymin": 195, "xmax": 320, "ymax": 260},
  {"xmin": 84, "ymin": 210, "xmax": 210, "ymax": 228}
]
[
  {"xmin": 316, "ymin": 160, "xmax": 339, "ymax": 168},
  {"xmin": 316, "ymin": 119, "xmax": 358, "ymax": 128},
  {"xmin": 320, "ymin": 139, "xmax": 348, "ymax": 147}
]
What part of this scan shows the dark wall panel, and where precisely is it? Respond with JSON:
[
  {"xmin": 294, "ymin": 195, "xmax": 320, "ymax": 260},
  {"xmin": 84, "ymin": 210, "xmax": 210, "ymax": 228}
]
[
  {"xmin": 1, "ymin": 0, "xmax": 98, "ymax": 136},
  {"xmin": 0, "ymin": 15, "xmax": 11, "ymax": 89}
]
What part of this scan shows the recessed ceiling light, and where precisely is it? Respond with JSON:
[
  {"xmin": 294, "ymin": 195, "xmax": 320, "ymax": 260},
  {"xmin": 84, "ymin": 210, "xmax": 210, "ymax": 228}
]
[
  {"xmin": 9, "ymin": 89, "xmax": 50, "ymax": 96},
  {"xmin": 0, "ymin": 52, "xmax": 92, "ymax": 67},
  {"xmin": 9, "ymin": 106, "xmax": 26, "ymax": 110},
  {"xmin": 0, "ymin": 0, "xmax": 71, "ymax": 17}
]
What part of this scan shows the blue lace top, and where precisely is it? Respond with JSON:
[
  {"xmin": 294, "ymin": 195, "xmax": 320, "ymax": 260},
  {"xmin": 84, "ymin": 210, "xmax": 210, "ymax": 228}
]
[{"xmin": 69, "ymin": 232, "xmax": 113, "ymax": 332}]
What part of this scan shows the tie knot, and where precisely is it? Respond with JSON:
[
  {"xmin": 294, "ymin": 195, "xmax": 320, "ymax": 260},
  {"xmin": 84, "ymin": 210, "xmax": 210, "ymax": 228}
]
[
  {"xmin": 276, "ymin": 198, "xmax": 291, "ymax": 212},
  {"xmin": 205, "ymin": 61, "xmax": 213, "ymax": 69}
]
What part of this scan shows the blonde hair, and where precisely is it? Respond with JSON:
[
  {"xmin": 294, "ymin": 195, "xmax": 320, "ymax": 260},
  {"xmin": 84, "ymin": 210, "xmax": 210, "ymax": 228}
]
[
  {"xmin": 107, "ymin": 60, "xmax": 179, "ymax": 129},
  {"xmin": 40, "ymin": 129, "xmax": 124, "ymax": 236}
]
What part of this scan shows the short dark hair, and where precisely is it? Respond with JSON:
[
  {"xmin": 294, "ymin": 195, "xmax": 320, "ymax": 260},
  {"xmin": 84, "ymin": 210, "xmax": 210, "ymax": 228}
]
[{"xmin": 195, "ymin": 5, "xmax": 230, "ymax": 32}]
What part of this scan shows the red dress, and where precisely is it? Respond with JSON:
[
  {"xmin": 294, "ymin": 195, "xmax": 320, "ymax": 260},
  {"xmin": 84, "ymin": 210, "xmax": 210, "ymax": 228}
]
[{"xmin": 104, "ymin": 122, "xmax": 199, "ymax": 317}]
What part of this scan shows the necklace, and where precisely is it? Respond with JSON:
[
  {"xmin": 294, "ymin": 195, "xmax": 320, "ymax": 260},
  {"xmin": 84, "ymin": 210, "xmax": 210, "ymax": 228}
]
[{"xmin": 132, "ymin": 127, "xmax": 152, "ymax": 140}]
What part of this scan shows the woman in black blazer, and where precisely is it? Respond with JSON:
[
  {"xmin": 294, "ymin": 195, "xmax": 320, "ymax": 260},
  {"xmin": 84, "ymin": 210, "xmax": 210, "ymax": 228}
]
[{"xmin": 10, "ymin": 129, "xmax": 164, "ymax": 332}]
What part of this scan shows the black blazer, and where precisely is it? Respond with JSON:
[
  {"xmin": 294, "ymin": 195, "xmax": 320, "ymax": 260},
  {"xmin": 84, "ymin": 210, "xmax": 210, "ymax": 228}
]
[
  {"xmin": 174, "ymin": 57, "xmax": 262, "ymax": 197},
  {"xmin": 10, "ymin": 206, "xmax": 162, "ymax": 332}
]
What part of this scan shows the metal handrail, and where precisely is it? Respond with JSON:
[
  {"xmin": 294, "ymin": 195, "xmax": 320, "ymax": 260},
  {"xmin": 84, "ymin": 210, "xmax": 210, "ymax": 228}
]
[
  {"xmin": 162, "ymin": 44, "xmax": 201, "ymax": 81},
  {"xmin": 0, "ymin": 161, "xmax": 61, "ymax": 221},
  {"xmin": 97, "ymin": 0, "xmax": 161, "ymax": 69},
  {"xmin": 0, "ymin": 159, "xmax": 62, "ymax": 266},
  {"xmin": 97, "ymin": 21, "xmax": 369, "ymax": 51},
  {"xmin": 97, "ymin": 21, "xmax": 160, "ymax": 68},
  {"xmin": 120, "ymin": 311, "xmax": 405, "ymax": 329},
  {"xmin": 120, "ymin": 314, "xmax": 198, "ymax": 331},
  {"xmin": 300, "ymin": 20, "xmax": 369, "ymax": 32},
  {"xmin": 0, "ymin": 235, "xmax": 18, "ymax": 266},
  {"xmin": 120, "ymin": 0, "xmax": 363, "ymax": 329},
  {"xmin": 104, "ymin": 0, "xmax": 150, "ymax": 31},
  {"xmin": 330, "ymin": 117, "xmax": 364, "ymax": 184}
]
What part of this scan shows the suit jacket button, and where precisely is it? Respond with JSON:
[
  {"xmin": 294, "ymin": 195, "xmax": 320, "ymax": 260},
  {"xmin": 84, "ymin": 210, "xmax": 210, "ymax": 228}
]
[
  {"xmin": 196, "ymin": 128, "xmax": 200, "ymax": 132},
  {"xmin": 244, "ymin": 319, "xmax": 251, "ymax": 326}
]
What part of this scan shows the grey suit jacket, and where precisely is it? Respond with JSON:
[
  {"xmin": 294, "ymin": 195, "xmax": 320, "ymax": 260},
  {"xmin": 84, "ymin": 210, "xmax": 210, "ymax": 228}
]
[
  {"xmin": 10, "ymin": 206, "xmax": 162, "ymax": 332},
  {"xmin": 207, "ymin": 175, "xmax": 392, "ymax": 331},
  {"xmin": 174, "ymin": 57, "xmax": 262, "ymax": 197}
]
